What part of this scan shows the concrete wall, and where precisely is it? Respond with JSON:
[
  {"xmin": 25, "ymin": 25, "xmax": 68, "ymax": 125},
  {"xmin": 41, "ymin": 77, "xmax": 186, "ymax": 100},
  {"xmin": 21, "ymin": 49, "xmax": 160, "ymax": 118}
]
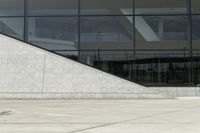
[
  {"xmin": 0, "ymin": 34, "xmax": 168, "ymax": 99},
  {"xmin": 151, "ymin": 87, "xmax": 200, "ymax": 97}
]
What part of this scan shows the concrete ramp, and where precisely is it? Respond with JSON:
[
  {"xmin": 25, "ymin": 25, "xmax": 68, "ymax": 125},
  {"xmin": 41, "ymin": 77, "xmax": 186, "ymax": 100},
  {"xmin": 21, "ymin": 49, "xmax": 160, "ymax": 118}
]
[{"xmin": 0, "ymin": 34, "xmax": 170, "ymax": 99}]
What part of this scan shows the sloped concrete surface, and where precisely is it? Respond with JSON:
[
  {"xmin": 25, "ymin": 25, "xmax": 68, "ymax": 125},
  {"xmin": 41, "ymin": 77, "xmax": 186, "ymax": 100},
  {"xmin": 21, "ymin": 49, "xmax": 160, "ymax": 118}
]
[{"xmin": 0, "ymin": 34, "xmax": 168, "ymax": 99}]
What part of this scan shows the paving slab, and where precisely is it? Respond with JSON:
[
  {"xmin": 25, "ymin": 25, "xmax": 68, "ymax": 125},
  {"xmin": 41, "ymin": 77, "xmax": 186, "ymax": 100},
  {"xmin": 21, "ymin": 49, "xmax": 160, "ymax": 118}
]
[{"xmin": 0, "ymin": 99, "xmax": 199, "ymax": 133}]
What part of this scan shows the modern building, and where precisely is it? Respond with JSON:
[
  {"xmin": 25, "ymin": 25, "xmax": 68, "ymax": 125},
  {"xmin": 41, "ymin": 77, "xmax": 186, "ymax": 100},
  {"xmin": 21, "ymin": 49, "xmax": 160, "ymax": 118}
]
[{"xmin": 0, "ymin": 0, "xmax": 200, "ymax": 88}]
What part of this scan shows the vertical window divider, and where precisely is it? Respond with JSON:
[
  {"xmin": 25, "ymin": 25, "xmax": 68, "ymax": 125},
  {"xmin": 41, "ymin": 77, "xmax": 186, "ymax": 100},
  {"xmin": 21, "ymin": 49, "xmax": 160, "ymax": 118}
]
[
  {"xmin": 187, "ymin": 0, "xmax": 193, "ymax": 83},
  {"xmin": 78, "ymin": 0, "xmax": 81, "ymax": 61},
  {"xmin": 24, "ymin": 0, "xmax": 29, "ymax": 41},
  {"xmin": 132, "ymin": 0, "xmax": 136, "ymax": 81},
  {"xmin": 188, "ymin": 0, "xmax": 193, "ymax": 56}
]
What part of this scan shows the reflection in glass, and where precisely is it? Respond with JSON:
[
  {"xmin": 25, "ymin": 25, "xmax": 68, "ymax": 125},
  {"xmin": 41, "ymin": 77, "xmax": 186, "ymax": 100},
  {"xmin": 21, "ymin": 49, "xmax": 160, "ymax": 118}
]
[
  {"xmin": 0, "ymin": 0, "xmax": 24, "ymax": 16},
  {"xmin": 192, "ymin": 16, "xmax": 200, "ymax": 40},
  {"xmin": 135, "ymin": 0, "xmax": 187, "ymax": 14},
  {"xmin": 0, "ymin": 17, "xmax": 24, "ymax": 39},
  {"xmin": 192, "ymin": 0, "xmax": 200, "ymax": 13},
  {"xmin": 29, "ymin": 0, "xmax": 78, "ymax": 15},
  {"xmin": 80, "ymin": 16, "xmax": 133, "ymax": 50},
  {"xmin": 135, "ymin": 16, "xmax": 188, "ymax": 41},
  {"xmin": 28, "ymin": 17, "xmax": 78, "ymax": 57},
  {"xmin": 80, "ymin": 0, "xmax": 133, "ymax": 15}
]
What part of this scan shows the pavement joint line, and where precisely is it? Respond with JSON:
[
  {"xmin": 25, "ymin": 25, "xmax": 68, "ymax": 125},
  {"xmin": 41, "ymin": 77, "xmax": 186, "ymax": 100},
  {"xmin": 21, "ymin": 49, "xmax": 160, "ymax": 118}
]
[
  {"xmin": 0, "ymin": 123, "xmax": 106, "ymax": 125},
  {"xmin": 67, "ymin": 106, "xmax": 200, "ymax": 133},
  {"xmin": 46, "ymin": 113, "xmax": 77, "ymax": 117}
]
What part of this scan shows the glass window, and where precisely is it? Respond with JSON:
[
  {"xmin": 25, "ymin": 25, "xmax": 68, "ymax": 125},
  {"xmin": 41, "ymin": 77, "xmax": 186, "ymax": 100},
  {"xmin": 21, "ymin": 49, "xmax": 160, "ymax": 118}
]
[
  {"xmin": 135, "ymin": 15, "xmax": 189, "ymax": 62},
  {"xmin": 29, "ymin": 0, "xmax": 78, "ymax": 16},
  {"xmin": 80, "ymin": 16, "xmax": 134, "ymax": 50},
  {"xmin": 192, "ymin": 15, "xmax": 200, "ymax": 85},
  {"xmin": 135, "ymin": 15, "xmax": 188, "ymax": 45},
  {"xmin": 0, "ymin": 17, "xmax": 24, "ymax": 39},
  {"xmin": 135, "ymin": 0, "xmax": 187, "ymax": 15},
  {"xmin": 80, "ymin": 16, "xmax": 134, "ymax": 83},
  {"xmin": 80, "ymin": 0, "xmax": 133, "ymax": 15},
  {"xmin": 0, "ymin": 0, "xmax": 24, "ymax": 16},
  {"xmin": 192, "ymin": 0, "xmax": 200, "ymax": 13},
  {"xmin": 28, "ymin": 17, "xmax": 78, "ymax": 57},
  {"xmin": 192, "ymin": 16, "xmax": 200, "ymax": 40},
  {"xmin": 80, "ymin": 16, "xmax": 133, "ymax": 78},
  {"xmin": 80, "ymin": 50, "xmax": 134, "ymax": 78},
  {"xmin": 135, "ymin": 16, "xmax": 190, "ymax": 86},
  {"xmin": 192, "ymin": 15, "xmax": 200, "ymax": 49}
]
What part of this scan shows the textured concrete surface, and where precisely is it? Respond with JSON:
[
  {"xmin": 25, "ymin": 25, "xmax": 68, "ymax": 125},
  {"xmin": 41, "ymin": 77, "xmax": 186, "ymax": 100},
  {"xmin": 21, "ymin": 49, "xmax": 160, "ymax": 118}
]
[
  {"xmin": 151, "ymin": 87, "xmax": 200, "ymax": 97},
  {"xmin": 0, "ymin": 34, "xmax": 167, "ymax": 99},
  {"xmin": 0, "ymin": 99, "xmax": 200, "ymax": 133}
]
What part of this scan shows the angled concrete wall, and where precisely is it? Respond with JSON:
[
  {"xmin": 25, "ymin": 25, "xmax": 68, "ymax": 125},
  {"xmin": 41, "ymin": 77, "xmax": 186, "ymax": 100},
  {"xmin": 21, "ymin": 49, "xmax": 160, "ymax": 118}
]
[{"xmin": 0, "ymin": 34, "xmax": 169, "ymax": 99}]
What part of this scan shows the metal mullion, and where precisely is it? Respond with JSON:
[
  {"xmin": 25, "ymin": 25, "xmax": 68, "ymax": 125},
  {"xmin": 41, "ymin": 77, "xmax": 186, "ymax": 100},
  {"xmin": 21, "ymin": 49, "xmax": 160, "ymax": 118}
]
[
  {"xmin": 24, "ymin": 0, "xmax": 29, "ymax": 41},
  {"xmin": 188, "ymin": 0, "xmax": 194, "ymax": 83},
  {"xmin": 27, "ymin": 15, "xmax": 78, "ymax": 18},
  {"xmin": 132, "ymin": 0, "xmax": 136, "ymax": 81},
  {"xmin": 135, "ymin": 13, "xmax": 188, "ymax": 16},
  {"xmin": 78, "ymin": 0, "xmax": 81, "ymax": 60},
  {"xmin": 192, "ymin": 13, "xmax": 200, "ymax": 15},
  {"xmin": 0, "ymin": 16, "xmax": 25, "ymax": 18},
  {"xmin": 24, "ymin": 14, "xmax": 133, "ymax": 18},
  {"xmin": 188, "ymin": 0, "xmax": 193, "ymax": 56},
  {"xmin": 135, "ymin": 14, "xmax": 189, "ymax": 17}
]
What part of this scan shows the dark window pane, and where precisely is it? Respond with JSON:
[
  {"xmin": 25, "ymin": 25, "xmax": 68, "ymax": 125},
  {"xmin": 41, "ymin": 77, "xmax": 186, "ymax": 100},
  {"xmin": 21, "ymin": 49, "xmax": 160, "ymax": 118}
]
[
  {"xmin": 0, "ymin": 0, "xmax": 24, "ymax": 16},
  {"xmin": 135, "ymin": 15, "xmax": 188, "ymax": 45},
  {"xmin": 79, "ymin": 16, "xmax": 134, "ymax": 83},
  {"xmin": 80, "ymin": 16, "xmax": 134, "ymax": 83},
  {"xmin": 80, "ymin": 16, "xmax": 134, "ymax": 50},
  {"xmin": 80, "ymin": 0, "xmax": 133, "ymax": 15},
  {"xmin": 135, "ymin": 0, "xmax": 187, "ymax": 15},
  {"xmin": 192, "ymin": 0, "xmax": 200, "ymax": 13},
  {"xmin": 0, "ymin": 17, "xmax": 24, "ymax": 39},
  {"xmin": 135, "ymin": 15, "xmax": 190, "ymax": 85},
  {"xmin": 80, "ymin": 50, "xmax": 134, "ymax": 79},
  {"xmin": 192, "ymin": 16, "xmax": 200, "ymax": 40},
  {"xmin": 192, "ymin": 16, "xmax": 200, "ymax": 50},
  {"xmin": 28, "ymin": 17, "xmax": 78, "ymax": 57},
  {"xmin": 29, "ymin": 0, "xmax": 78, "ymax": 16}
]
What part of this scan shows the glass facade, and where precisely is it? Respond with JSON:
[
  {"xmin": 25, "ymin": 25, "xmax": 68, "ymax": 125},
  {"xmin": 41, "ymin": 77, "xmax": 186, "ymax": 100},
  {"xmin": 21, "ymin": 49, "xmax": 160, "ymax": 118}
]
[{"xmin": 0, "ymin": 0, "xmax": 199, "ymax": 87}]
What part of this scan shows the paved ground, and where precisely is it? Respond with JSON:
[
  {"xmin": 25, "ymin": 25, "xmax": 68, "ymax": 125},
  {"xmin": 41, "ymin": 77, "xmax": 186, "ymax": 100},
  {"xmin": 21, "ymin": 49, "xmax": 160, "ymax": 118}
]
[{"xmin": 0, "ymin": 99, "xmax": 200, "ymax": 133}]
